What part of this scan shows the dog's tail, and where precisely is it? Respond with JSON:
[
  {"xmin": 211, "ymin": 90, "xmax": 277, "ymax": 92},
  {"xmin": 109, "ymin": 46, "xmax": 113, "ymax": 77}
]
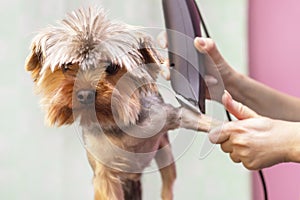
[{"xmin": 123, "ymin": 179, "xmax": 142, "ymax": 200}]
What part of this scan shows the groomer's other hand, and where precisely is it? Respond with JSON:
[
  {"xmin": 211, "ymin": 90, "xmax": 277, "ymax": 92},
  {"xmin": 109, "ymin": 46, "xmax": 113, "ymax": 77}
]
[
  {"xmin": 194, "ymin": 38, "xmax": 238, "ymax": 102},
  {"xmin": 157, "ymin": 31, "xmax": 170, "ymax": 80},
  {"xmin": 209, "ymin": 91, "xmax": 298, "ymax": 170},
  {"xmin": 157, "ymin": 33, "xmax": 238, "ymax": 102}
]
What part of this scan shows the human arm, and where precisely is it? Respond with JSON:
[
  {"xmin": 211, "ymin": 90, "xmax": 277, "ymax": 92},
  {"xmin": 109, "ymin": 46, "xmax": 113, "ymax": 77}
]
[{"xmin": 194, "ymin": 37, "xmax": 300, "ymax": 121}]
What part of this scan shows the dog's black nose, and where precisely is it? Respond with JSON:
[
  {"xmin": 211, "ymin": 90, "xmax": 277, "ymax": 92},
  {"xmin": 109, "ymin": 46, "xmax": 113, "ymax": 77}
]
[{"xmin": 76, "ymin": 90, "xmax": 95, "ymax": 105}]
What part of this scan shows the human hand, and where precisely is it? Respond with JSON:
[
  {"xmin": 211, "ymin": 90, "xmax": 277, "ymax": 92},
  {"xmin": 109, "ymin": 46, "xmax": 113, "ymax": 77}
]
[
  {"xmin": 209, "ymin": 91, "xmax": 300, "ymax": 170},
  {"xmin": 193, "ymin": 38, "xmax": 238, "ymax": 102},
  {"xmin": 157, "ymin": 31, "xmax": 238, "ymax": 102}
]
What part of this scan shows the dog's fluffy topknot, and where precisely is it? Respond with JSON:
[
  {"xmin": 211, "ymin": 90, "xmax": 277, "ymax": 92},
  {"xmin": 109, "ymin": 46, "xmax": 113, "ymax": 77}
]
[{"xmin": 31, "ymin": 7, "xmax": 145, "ymax": 74}]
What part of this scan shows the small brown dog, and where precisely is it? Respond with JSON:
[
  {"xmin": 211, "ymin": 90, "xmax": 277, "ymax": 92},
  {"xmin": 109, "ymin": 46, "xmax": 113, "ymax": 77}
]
[{"xmin": 25, "ymin": 6, "xmax": 208, "ymax": 200}]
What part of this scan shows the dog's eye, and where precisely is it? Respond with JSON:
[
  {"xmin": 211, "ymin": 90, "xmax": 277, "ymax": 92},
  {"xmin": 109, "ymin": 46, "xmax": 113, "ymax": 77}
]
[
  {"xmin": 105, "ymin": 63, "xmax": 120, "ymax": 75},
  {"xmin": 62, "ymin": 62, "xmax": 73, "ymax": 73}
]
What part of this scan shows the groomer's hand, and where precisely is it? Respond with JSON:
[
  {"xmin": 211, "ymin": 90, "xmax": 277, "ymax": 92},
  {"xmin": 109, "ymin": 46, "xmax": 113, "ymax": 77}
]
[
  {"xmin": 209, "ymin": 91, "xmax": 300, "ymax": 170},
  {"xmin": 157, "ymin": 32, "xmax": 239, "ymax": 102},
  {"xmin": 193, "ymin": 37, "xmax": 238, "ymax": 102}
]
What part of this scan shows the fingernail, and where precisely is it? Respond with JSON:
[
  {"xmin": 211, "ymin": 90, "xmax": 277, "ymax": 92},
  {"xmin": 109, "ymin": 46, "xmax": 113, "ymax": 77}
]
[
  {"xmin": 208, "ymin": 126, "xmax": 221, "ymax": 144},
  {"xmin": 158, "ymin": 38, "xmax": 167, "ymax": 48},
  {"xmin": 196, "ymin": 37, "xmax": 206, "ymax": 47},
  {"xmin": 205, "ymin": 75, "xmax": 218, "ymax": 85},
  {"xmin": 224, "ymin": 90, "xmax": 232, "ymax": 99},
  {"xmin": 223, "ymin": 90, "xmax": 233, "ymax": 106}
]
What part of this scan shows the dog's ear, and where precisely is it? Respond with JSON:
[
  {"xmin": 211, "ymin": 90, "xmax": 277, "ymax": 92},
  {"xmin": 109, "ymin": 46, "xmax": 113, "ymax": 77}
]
[
  {"xmin": 138, "ymin": 37, "xmax": 164, "ymax": 79},
  {"xmin": 25, "ymin": 42, "xmax": 43, "ymax": 82}
]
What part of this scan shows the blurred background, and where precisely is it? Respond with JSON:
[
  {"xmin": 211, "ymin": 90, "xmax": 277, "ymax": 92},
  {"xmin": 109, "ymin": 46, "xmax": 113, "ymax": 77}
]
[{"xmin": 0, "ymin": 0, "xmax": 249, "ymax": 199}]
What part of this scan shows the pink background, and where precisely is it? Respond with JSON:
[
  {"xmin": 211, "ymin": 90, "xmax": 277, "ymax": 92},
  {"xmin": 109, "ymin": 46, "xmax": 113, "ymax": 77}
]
[{"xmin": 249, "ymin": 0, "xmax": 300, "ymax": 199}]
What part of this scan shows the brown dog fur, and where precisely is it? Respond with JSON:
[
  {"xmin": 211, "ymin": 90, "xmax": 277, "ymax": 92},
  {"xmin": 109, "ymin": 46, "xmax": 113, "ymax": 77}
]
[{"xmin": 25, "ymin": 6, "xmax": 206, "ymax": 200}]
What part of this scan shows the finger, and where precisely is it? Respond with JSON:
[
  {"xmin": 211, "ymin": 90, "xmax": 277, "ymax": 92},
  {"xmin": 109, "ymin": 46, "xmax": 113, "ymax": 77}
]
[
  {"xmin": 160, "ymin": 61, "xmax": 170, "ymax": 80},
  {"xmin": 157, "ymin": 31, "xmax": 168, "ymax": 48},
  {"xmin": 194, "ymin": 37, "xmax": 225, "ymax": 67},
  {"xmin": 208, "ymin": 124, "xmax": 231, "ymax": 144},
  {"xmin": 222, "ymin": 90, "xmax": 260, "ymax": 120},
  {"xmin": 220, "ymin": 141, "xmax": 233, "ymax": 153},
  {"xmin": 230, "ymin": 152, "xmax": 241, "ymax": 163}
]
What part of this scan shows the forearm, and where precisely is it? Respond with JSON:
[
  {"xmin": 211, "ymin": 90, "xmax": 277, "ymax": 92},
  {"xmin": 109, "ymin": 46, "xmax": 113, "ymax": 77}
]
[
  {"xmin": 226, "ymin": 71, "xmax": 300, "ymax": 121},
  {"xmin": 194, "ymin": 37, "xmax": 300, "ymax": 121}
]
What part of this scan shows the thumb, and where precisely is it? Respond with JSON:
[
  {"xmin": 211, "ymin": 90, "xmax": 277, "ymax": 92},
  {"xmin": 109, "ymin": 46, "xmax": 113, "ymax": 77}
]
[
  {"xmin": 222, "ymin": 90, "xmax": 259, "ymax": 120},
  {"xmin": 194, "ymin": 37, "xmax": 225, "ymax": 67}
]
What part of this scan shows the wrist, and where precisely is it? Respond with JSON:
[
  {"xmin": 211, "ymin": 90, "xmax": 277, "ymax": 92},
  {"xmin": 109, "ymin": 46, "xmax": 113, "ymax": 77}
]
[
  {"xmin": 285, "ymin": 122, "xmax": 300, "ymax": 163},
  {"xmin": 223, "ymin": 69, "xmax": 245, "ymax": 101}
]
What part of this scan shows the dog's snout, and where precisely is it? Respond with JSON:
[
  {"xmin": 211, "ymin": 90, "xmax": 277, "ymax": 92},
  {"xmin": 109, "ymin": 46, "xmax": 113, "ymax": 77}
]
[{"xmin": 76, "ymin": 90, "xmax": 95, "ymax": 105}]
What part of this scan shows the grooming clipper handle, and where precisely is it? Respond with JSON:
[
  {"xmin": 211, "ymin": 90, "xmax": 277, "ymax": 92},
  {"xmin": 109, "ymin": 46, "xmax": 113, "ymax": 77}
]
[{"xmin": 162, "ymin": 0, "xmax": 206, "ymax": 113}]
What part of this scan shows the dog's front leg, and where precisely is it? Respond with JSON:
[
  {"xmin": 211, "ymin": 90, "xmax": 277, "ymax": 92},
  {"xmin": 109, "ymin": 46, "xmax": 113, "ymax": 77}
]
[
  {"xmin": 179, "ymin": 107, "xmax": 220, "ymax": 132},
  {"xmin": 87, "ymin": 153, "xmax": 124, "ymax": 200},
  {"xmin": 155, "ymin": 134, "xmax": 176, "ymax": 200}
]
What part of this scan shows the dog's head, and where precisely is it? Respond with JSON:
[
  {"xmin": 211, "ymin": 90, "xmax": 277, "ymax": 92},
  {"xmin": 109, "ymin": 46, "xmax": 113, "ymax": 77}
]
[{"xmin": 25, "ymin": 7, "xmax": 163, "ymax": 129}]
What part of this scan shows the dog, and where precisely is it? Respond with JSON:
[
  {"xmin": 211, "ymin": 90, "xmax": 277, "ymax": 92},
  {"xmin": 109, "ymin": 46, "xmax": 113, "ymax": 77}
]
[{"xmin": 25, "ymin": 6, "xmax": 209, "ymax": 200}]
